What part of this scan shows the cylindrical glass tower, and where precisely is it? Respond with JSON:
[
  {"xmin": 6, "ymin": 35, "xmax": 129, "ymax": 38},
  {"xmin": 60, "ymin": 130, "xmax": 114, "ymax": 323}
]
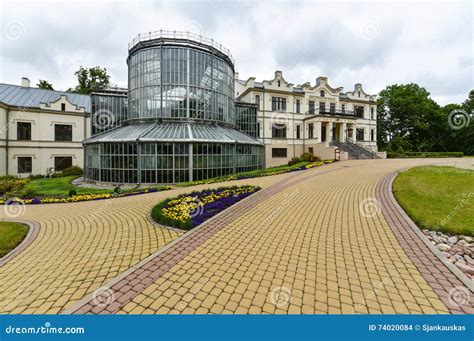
[{"xmin": 84, "ymin": 30, "xmax": 264, "ymax": 184}]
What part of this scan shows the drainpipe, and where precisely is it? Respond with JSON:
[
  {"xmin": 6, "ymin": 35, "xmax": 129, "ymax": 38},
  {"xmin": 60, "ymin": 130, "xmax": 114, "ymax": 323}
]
[
  {"xmin": 262, "ymin": 89, "xmax": 266, "ymax": 168},
  {"xmin": 5, "ymin": 108, "xmax": 9, "ymax": 175}
]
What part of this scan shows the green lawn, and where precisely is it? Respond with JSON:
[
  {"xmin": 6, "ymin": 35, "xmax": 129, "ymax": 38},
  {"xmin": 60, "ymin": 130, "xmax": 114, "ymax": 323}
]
[
  {"xmin": 393, "ymin": 166, "xmax": 474, "ymax": 236},
  {"xmin": 23, "ymin": 176, "xmax": 110, "ymax": 197},
  {"xmin": 0, "ymin": 222, "xmax": 29, "ymax": 258}
]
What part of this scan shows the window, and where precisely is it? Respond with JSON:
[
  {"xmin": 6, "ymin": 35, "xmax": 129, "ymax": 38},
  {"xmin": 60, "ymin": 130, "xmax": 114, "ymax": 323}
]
[
  {"xmin": 371, "ymin": 129, "xmax": 375, "ymax": 141},
  {"xmin": 309, "ymin": 101, "xmax": 315, "ymax": 115},
  {"xmin": 277, "ymin": 80, "xmax": 281, "ymax": 87},
  {"xmin": 257, "ymin": 122, "xmax": 261, "ymax": 138},
  {"xmin": 308, "ymin": 123, "xmax": 314, "ymax": 139},
  {"xmin": 18, "ymin": 157, "xmax": 32, "ymax": 173},
  {"xmin": 271, "ymin": 97, "xmax": 286, "ymax": 111},
  {"xmin": 320, "ymin": 90, "xmax": 325, "ymax": 97},
  {"xmin": 272, "ymin": 148, "xmax": 287, "ymax": 158},
  {"xmin": 371, "ymin": 107, "xmax": 374, "ymax": 120},
  {"xmin": 255, "ymin": 95, "xmax": 260, "ymax": 109},
  {"xmin": 55, "ymin": 124, "xmax": 72, "ymax": 141},
  {"xmin": 272, "ymin": 124, "xmax": 286, "ymax": 138},
  {"xmin": 61, "ymin": 103, "xmax": 66, "ymax": 111},
  {"xmin": 356, "ymin": 128, "xmax": 365, "ymax": 141},
  {"xmin": 330, "ymin": 103, "xmax": 336, "ymax": 114},
  {"xmin": 296, "ymin": 99, "xmax": 300, "ymax": 114},
  {"xmin": 308, "ymin": 147, "xmax": 314, "ymax": 155},
  {"xmin": 355, "ymin": 106, "xmax": 364, "ymax": 118},
  {"xmin": 358, "ymin": 91, "xmax": 361, "ymax": 97},
  {"xmin": 17, "ymin": 122, "xmax": 31, "ymax": 141},
  {"xmin": 319, "ymin": 102, "xmax": 326, "ymax": 113},
  {"xmin": 321, "ymin": 125, "xmax": 326, "ymax": 142},
  {"xmin": 342, "ymin": 104, "xmax": 346, "ymax": 114},
  {"xmin": 296, "ymin": 125, "xmax": 301, "ymax": 139},
  {"xmin": 55, "ymin": 156, "xmax": 73, "ymax": 171}
]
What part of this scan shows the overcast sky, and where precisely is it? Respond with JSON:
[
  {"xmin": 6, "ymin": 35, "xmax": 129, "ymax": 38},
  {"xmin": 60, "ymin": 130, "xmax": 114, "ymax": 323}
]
[{"xmin": 0, "ymin": 0, "xmax": 472, "ymax": 105}]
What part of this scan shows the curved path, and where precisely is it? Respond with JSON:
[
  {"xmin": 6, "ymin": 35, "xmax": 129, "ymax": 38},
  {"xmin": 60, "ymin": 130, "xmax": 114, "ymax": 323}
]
[{"xmin": 0, "ymin": 158, "xmax": 472, "ymax": 314}]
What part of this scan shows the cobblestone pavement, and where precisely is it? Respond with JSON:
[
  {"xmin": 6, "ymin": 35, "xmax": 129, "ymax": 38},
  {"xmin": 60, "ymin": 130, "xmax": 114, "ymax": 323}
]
[{"xmin": 1, "ymin": 158, "xmax": 472, "ymax": 314}]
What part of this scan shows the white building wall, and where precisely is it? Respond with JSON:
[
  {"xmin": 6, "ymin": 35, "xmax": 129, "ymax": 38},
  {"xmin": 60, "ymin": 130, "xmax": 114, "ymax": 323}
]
[{"xmin": 1, "ymin": 105, "xmax": 89, "ymax": 177}]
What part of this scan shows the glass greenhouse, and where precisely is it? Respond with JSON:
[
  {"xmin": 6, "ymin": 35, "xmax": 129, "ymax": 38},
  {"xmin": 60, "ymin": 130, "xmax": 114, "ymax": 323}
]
[{"xmin": 84, "ymin": 31, "xmax": 264, "ymax": 184}]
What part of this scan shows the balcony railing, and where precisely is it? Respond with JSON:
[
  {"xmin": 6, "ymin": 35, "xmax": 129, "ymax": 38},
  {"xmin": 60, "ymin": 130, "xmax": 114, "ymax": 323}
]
[
  {"xmin": 128, "ymin": 30, "xmax": 235, "ymax": 65},
  {"xmin": 306, "ymin": 108, "xmax": 362, "ymax": 118}
]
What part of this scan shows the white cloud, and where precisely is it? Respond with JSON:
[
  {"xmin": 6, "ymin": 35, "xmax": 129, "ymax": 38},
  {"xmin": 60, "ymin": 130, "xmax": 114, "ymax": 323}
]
[{"xmin": 0, "ymin": 0, "xmax": 471, "ymax": 105}]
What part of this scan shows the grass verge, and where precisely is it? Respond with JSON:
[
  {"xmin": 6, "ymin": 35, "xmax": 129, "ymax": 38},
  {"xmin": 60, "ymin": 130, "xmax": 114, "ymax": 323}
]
[
  {"xmin": 0, "ymin": 222, "xmax": 29, "ymax": 258},
  {"xmin": 393, "ymin": 166, "xmax": 474, "ymax": 236}
]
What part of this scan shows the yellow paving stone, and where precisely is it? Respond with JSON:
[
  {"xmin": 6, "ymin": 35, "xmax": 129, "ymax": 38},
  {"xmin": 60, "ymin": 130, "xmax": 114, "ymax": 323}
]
[{"xmin": 2, "ymin": 159, "xmax": 463, "ymax": 314}]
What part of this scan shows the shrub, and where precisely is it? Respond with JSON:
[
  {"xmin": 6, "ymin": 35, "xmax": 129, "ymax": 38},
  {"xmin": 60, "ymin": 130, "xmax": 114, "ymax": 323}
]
[
  {"xmin": 387, "ymin": 152, "xmax": 464, "ymax": 158},
  {"xmin": 21, "ymin": 188, "xmax": 39, "ymax": 199},
  {"xmin": 113, "ymin": 186, "xmax": 121, "ymax": 194},
  {"xmin": 287, "ymin": 152, "xmax": 319, "ymax": 166},
  {"xmin": 61, "ymin": 166, "xmax": 83, "ymax": 177},
  {"xmin": 0, "ymin": 178, "xmax": 29, "ymax": 196},
  {"xmin": 68, "ymin": 189, "xmax": 77, "ymax": 197}
]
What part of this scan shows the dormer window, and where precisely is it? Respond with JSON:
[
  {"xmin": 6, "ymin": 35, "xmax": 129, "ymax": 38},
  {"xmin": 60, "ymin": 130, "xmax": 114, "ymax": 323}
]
[
  {"xmin": 320, "ymin": 90, "xmax": 325, "ymax": 97},
  {"xmin": 61, "ymin": 103, "xmax": 66, "ymax": 111},
  {"xmin": 277, "ymin": 80, "xmax": 281, "ymax": 87}
]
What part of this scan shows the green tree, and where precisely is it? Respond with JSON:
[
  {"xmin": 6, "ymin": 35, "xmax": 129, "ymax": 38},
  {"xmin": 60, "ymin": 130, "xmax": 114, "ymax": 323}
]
[
  {"xmin": 377, "ymin": 83, "xmax": 442, "ymax": 152},
  {"xmin": 70, "ymin": 66, "xmax": 110, "ymax": 94},
  {"xmin": 37, "ymin": 79, "xmax": 54, "ymax": 90}
]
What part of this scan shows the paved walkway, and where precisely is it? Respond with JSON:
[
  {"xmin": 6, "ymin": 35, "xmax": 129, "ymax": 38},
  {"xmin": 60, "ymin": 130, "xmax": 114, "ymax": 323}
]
[{"xmin": 1, "ymin": 158, "xmax": 472, "ymax": 314}]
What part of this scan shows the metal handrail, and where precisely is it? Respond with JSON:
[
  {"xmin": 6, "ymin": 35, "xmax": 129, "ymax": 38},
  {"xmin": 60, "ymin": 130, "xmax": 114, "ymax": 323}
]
[
  {"xmin": 305, "ymin": 108, "xmax": 357, "ymax": 117},
  {"xmin": 128, "ymin": 30, "xmax": 235, "ymax": 65}
]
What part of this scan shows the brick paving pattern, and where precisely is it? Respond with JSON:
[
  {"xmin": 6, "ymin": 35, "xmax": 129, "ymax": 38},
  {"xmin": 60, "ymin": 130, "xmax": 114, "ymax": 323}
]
[
  {"xmin": 1, "ymin": 158, "xmax": 472, "ymax": 314},
  {"xmin": 376, "ymin": 172, "xmax": 474, "ymax": 314}
]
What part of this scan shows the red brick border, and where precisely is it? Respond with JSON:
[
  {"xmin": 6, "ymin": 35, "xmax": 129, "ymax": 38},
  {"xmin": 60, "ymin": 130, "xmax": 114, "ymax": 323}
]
[
  {"xmin": 64, "ymin": 164, "xmax": 344, "ymax": 314},
  {"xmin": 0, "ymin": 220, "xmax": 40, "ymax": 267},
  {"xmin": 376, "ymin": 172, "xmax": 474, "ymax": 314}
]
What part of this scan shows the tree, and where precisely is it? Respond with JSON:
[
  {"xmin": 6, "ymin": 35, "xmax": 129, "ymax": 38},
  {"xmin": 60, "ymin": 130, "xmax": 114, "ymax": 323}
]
[
  {"xmin": 37, "ymin": 79, "xmax": 54, "ymax": 90},
  {"xmin": 377, "ymin": 83, "xmax": 442, "ymax": 152},
  {"xmin": 70, "ymin": 66, "xmax": 110, "ymax": 94}
]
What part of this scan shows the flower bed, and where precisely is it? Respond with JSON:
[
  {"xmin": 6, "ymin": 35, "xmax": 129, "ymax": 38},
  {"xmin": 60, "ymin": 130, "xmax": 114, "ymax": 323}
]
[
  {"xmin": 180, "ymin": 160, "xmax": 335, "ymax": 187},
  {"xmin": 151, "ymin": 185, "xmax": 261, "ymax": 230},
  {"xmin": 0, "ymin": 159, "xmax": 334, "ymax": 205},
  {"xmin": 0, "ymin": 186, "xmax": 173, "ymax": 205}
]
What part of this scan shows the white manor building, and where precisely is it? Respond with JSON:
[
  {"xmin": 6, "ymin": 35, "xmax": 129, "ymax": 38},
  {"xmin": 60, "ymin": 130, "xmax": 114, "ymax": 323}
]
[{"xmin": 236, "ymin": 71, "xmax": 382, "ymax": 167}]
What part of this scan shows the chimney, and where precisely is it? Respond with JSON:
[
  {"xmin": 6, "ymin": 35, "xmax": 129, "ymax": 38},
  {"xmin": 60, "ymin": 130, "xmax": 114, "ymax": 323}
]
[{"xmin": 21, "ymin": 77, "xmax": 30, "ymax": 87}]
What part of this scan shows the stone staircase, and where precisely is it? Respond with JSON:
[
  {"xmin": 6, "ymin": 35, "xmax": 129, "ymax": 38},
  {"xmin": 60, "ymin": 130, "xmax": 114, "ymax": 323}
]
[{"xmin": 330, "ymin": 139, "xmax": 379, "ymax": 159}]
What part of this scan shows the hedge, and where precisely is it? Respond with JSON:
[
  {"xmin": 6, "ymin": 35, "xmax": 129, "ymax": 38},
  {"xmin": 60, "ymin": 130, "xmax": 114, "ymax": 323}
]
[{"xmin": 387, "ymin": 152, "xmax": 464, "ymax": 158}]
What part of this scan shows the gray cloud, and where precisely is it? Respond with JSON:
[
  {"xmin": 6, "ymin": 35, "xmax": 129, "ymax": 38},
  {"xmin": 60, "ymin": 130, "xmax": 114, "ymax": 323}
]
[{"xmin": 0, "ymin": 0, "xmax": 472, "ymax": 105}]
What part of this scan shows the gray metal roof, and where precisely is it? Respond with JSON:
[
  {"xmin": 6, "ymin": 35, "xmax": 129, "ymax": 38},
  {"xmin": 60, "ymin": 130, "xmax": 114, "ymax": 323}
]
[
  {"xmin": 0, "ymin": 83, "xmax": 91, "ymax": 113},
  {"xmin": 84, "ymin": 121, "xmax": 263, "ymax": 145}
]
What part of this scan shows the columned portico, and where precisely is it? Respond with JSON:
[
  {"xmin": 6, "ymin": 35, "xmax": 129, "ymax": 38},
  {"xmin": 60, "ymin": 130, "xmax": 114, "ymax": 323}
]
[
  {"xmin": 338, "ymin": 123, "xmax": 346, "ymax": 142},
  {"xmin": 325, "ymin": 122, "xmax": 333, "ymax": 147}
]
